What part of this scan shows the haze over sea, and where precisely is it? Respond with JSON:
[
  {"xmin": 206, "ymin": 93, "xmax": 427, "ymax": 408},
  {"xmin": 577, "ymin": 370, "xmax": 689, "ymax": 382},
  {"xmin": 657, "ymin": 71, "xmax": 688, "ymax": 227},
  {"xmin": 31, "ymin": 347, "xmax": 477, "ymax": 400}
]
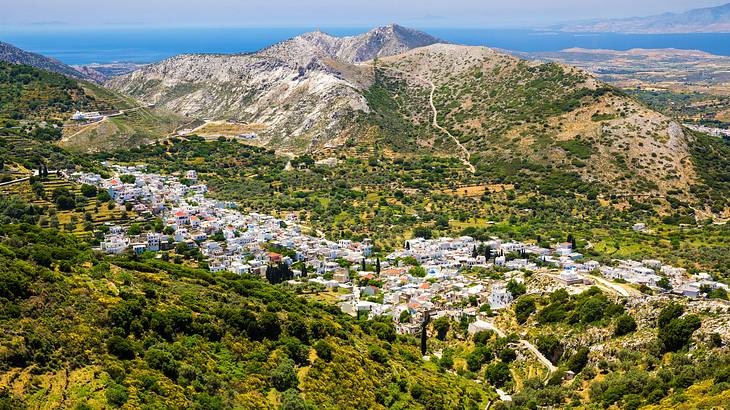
[{"xmin": 3, "ymin": 26, "xmax": 730, "ymax": 65}]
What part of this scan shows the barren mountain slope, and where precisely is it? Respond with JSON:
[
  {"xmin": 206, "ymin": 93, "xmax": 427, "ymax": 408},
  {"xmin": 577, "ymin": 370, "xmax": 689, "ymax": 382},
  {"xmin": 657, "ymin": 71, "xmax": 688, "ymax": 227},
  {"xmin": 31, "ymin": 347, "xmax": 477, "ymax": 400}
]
[
  {"xmin": 107, "ymin": 25, "xmax": 441, "ymax": 153},
  {"xmin": 108, "ymin": 53, "xmax": 371, "ymax": 152},
  {"xmin": 108, "ymin": 32, "xmax": 709, "ymax": 202}
]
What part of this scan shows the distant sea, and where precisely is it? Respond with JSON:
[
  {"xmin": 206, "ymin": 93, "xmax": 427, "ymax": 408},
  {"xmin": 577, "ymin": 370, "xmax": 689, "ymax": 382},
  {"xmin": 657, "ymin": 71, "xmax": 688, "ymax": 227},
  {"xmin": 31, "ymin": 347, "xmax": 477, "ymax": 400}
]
[{"xmin": 3, "ymin": 27, "xmax": 730, "ymax": 65}]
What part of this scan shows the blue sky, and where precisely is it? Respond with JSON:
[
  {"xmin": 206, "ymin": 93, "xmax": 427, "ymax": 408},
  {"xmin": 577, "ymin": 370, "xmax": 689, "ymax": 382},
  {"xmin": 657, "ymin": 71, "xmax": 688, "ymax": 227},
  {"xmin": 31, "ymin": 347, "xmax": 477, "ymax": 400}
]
[{"xmin": 4, "ymin": 0, "xmax": 727, "ymax": 28}]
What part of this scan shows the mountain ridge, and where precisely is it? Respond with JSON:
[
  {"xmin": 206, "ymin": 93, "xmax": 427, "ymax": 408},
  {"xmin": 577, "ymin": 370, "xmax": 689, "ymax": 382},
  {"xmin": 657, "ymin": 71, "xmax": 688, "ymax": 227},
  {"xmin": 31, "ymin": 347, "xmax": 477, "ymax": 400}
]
[
  {"xmin": 106, "ymin": 25, "xmax": 442, "ymax": 153},
  {"xmin": 103, "ymin": 24, "xmax": 730, "ymax": 214},
  {"xmin": 558, "ymin": 2, "xmax": 730, "ymax": 33},
  {"xmin": 258, "ymin": 24, "xmax": 444, "ymax": 65},
  {"xmin": 0, "ymin": 40, "xmax": 92, "ymax": 80}
]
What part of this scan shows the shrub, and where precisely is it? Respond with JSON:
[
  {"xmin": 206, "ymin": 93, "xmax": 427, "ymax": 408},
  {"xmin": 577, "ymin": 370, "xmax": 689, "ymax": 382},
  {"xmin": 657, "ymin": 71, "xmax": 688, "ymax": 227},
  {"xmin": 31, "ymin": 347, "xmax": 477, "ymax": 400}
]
[
  {"xmin": 473, "ymin": 330, "xmax": 494, "ymax": 345},
  {"xmin": 368, "ymin": 344, "xmax": 388, "ymax": 363},
  {"xmin": 433, "ymin": 316, "xmax": 450, "ymax": 340},
  {"xmin": 536, "ymin": 334, "xmax": 563, "ymax": 365},
  {"xmin": 614, "ymin": 314, "xmax": 637, "ymax": 337},
  {"xmin": 105, "ymin": 383, "xmax": 128, "ymax": 407},
  {"xmin": 144, "ymin": 347, "xmax": 179, "ymax": 379},
  {"xmin": 657, "ymin": 304, "xmax": 684, "ymax": 329},
  {"xmin": 313, "ymin": 340, "xmax": 333, "ymax": 362},
  {"xmin": 80, "ymin": 184, "xmax": 97, "ymax": 198},
  {"xmin": 506, "ymin": 279, "xmax": 526, "ymax": 297},
  {"xmin": 270, "ymin": 357, "xmax": 298, "ymax": 391},
  {"xmin": 499, "ymin": 348, "xmax": 517, "ymax": 363},
  {"xmin": 55, "ymin": 195, "xmax": 76, "ymax": 211},
  {"xmin": 514, "ymin": 296, "xmax": 536, "ymax": 324},
  {"xmin": 659, "ymin": 315, "xmax": 701, "ymax": 352},
  {"xmin": 484, "ymin": 362, "xmax": 511, "ymax": 387},
  {"xmin": 107, "ymin": 336, "xmax": 135, "ymax": 360},
  {"xmin": 280, "ymin": 389, "xmax": 311, "ymax": 410},
  {"xmin": 566, "ymin": 347, "xmax": 589, "ymax": 373}
]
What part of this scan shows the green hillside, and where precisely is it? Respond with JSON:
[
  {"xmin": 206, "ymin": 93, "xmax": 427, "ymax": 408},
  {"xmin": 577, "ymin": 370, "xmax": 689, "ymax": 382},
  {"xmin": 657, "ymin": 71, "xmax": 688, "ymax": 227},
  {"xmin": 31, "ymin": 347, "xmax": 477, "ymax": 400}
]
[
  {"xmin": 0, "ymin": 61, "xmax": 110, "ymax": 121},
  {"xmin": 1, "ymin": 193, "xmax": 728, "ymax": 410},
  {"xmin": 360, "ymin": 49, "xmax": 730, "ymax": 221},
  {"xmin": 0, "ymin": 60, "xmax": 188, "ymax": 153},
  {"xmin": 0, "ymin": 221, "xmax": 492, "ymax": 409}
]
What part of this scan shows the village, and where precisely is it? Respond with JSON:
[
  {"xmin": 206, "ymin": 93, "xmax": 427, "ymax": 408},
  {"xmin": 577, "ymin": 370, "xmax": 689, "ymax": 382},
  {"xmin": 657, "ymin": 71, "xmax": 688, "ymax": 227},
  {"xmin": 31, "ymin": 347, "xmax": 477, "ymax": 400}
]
[{"xmin": 70, "ymin": 165, "xmax": 729, "ymax": 336}]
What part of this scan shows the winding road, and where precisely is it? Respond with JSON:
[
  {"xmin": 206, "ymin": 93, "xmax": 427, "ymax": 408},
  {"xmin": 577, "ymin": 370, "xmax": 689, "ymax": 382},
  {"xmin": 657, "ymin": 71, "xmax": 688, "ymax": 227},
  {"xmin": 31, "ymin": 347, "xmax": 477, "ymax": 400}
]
[{"xmin": 365, "ymin": 63, "xmax": 476, "ymax": 173}]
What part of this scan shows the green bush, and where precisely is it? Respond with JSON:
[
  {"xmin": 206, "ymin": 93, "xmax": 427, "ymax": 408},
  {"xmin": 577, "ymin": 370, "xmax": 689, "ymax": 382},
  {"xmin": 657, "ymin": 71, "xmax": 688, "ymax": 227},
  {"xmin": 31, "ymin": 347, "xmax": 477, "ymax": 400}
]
[
  {"xmin": 313, "ymin": 340, "xmax": 333, "ymax": 362},
  {"xmin": 484, "ymin": 362, "xmax": 511, "ymax": 388},
  {"xmin": 105, "ymin": 383, "xmax": 128, "ymax": 407},
  {"xmin": 270, "ymin": 357, "xmax": 298, "ymax": 391},
  {"xmin": 614, "ymin": 315, "xmax": 638, "ymax": 337},
  {"xmin": 107, "ymin": 336, "xmax": 135, "ymax": 360},
  {"xmin": 514, "ymin": 296, "xmax": 536, "ymax": 324}
]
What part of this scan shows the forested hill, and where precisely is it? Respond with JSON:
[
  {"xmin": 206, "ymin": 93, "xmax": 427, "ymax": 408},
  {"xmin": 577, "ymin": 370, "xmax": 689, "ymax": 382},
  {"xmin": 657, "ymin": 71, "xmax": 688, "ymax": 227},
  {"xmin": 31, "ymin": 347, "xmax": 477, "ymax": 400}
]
[
  {"xmin": 0, "ymin": 221, "xmax": 491, "ymax": 409},
  {"xmin": 0, "ymin": 61, "xmax": 109, "ymax": 121}
]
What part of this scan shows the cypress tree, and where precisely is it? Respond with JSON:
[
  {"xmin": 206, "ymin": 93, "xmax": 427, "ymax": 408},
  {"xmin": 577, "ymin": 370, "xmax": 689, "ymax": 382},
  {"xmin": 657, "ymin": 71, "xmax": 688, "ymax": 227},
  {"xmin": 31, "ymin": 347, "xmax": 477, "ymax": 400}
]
[{"xmin": 420, "ymin": 312, "xmax": 431, "ymax": 356}]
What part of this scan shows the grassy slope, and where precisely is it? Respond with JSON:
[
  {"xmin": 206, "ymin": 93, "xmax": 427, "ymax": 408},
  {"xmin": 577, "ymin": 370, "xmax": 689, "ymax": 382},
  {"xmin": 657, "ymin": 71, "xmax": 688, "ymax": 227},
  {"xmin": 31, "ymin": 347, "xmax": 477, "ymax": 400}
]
[
  {"xmin": 60, "ymin": 81, "xmax": 189, "ymax": 153},
  {"xmin": 60, "ymin": 106, "xmax": 188, "ymax": 153}
]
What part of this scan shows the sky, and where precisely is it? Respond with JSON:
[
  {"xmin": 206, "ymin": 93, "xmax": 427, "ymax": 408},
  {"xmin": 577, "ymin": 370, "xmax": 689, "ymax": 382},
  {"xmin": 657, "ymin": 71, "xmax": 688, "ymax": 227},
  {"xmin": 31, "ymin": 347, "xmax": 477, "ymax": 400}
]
[{"xmin": 3, "ymin": 0, "xmax": 728, "ymax": 29}]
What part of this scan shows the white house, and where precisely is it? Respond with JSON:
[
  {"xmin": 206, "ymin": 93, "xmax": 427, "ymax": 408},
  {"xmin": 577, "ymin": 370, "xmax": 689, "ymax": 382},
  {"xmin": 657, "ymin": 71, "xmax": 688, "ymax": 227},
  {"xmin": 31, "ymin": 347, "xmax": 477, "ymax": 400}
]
[{"xmin": 489, "ymin": 283, "xmax": 513, "ymax": 309}]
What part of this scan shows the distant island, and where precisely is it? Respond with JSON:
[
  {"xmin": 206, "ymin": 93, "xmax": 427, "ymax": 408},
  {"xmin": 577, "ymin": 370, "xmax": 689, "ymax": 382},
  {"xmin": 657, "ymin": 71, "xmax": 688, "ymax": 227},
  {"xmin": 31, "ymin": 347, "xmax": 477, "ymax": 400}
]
[{"xmin": 558, "ymin": 2, "xmax": 730, "ymax": 34}]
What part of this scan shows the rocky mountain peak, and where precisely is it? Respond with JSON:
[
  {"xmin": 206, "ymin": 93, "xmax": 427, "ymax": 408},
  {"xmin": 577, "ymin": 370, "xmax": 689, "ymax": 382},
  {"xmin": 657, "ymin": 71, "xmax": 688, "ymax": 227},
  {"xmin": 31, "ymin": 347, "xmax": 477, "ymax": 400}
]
[{"xmin": 259, "ymin": 24, "xmax": 442, "ymax": 65}]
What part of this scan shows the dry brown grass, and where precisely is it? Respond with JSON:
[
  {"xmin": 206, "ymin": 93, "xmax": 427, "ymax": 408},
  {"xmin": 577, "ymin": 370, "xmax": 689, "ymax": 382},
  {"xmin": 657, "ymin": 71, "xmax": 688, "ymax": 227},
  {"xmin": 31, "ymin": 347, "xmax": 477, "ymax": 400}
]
[
  {"xmin": 194, "ymin": 121, "xmax": 268, "ymax": 137},
  {"xmin": 441, "ymin": 184, "xmax": 515, "ymax": 197}
]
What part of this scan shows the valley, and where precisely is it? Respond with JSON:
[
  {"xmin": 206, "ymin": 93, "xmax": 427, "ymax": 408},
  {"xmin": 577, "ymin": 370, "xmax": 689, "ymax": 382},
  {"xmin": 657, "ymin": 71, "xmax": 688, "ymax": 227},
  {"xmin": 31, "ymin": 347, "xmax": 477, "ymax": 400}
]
[{"xmin": 0, "ymin": 21, "xmax": 729, "ymax": 410}]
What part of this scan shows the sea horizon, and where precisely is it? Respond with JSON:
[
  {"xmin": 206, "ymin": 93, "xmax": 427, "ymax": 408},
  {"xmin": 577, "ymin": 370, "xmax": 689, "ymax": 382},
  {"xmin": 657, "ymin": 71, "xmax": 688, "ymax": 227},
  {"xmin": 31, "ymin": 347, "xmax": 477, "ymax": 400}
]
[{"xmin": 3, "ymin": 26, "xmax": 730, "ymax": 65}]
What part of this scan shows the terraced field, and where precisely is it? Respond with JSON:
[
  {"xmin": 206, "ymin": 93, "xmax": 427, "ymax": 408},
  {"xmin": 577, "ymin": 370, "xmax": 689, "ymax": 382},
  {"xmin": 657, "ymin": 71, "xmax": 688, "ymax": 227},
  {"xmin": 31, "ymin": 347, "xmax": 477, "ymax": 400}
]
[{"xmin": 0, "ymin": 173, "xmax": 147, "ymax": 238}]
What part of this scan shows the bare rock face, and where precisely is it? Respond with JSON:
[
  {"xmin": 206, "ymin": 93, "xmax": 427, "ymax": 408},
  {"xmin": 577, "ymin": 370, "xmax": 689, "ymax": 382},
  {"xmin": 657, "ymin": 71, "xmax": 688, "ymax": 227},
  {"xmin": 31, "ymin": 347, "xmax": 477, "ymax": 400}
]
[
  {"xmin": 107, "ymin": 25, "xmax": 441, "ymax": 153},
  {"xmin": 259, "ymin": 24, "xmax": 443, "ymax": 65}
]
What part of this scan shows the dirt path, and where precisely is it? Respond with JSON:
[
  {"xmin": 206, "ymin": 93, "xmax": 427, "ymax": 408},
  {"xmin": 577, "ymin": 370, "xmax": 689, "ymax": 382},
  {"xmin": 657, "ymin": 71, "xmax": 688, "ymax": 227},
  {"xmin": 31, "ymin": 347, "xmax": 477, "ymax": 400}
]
[
  {"xmin": 487, "ymin": 320, "xmax": 557, "ymax": 382},
  {"xmin": 427, "ymin": 80, "xmax": 475, "ymax": 173},
  {"xmin": 61, "ymin": 118, "xmax": 107, "ymax": 142},
  {"xmin": 365, "ymin": 63, "xmax": 476, "ymax": 173},
  {"xmin": 585, "ymin": 274, "xmax": 641, "ymax": 297},
  {"xmin": 520, "ymin": 340, "xmax": 558, "ymax": 376}
]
